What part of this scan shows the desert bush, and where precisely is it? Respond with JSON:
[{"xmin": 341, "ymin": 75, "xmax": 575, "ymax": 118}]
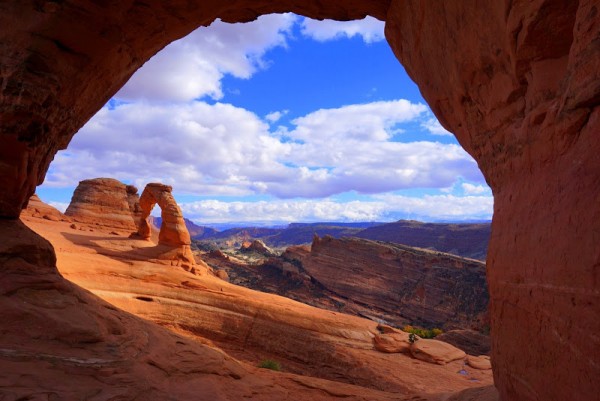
[
  {"xmin": 402, "ymin": 325, "xmax": 443, "ymax": 339},
  {"xmin": 258, "ymin": 359, "xmax": 281, "ymax": 371}
]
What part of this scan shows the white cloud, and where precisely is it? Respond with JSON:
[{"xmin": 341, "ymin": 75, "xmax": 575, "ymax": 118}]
[
  {"xmin": 421, "ymin": 118, "xmax": 453, "ymax": 136},
  {"xmin": 462, "ymin": 183, "xmax": 489, "ymax": 195},
  {"xmin": 265, "ymin": 110, "xmax": 288, "ymax": 123},
  {"xmin": 179, "ymin": 194, "xmax": 493, "ymax": 224},
  {"xmin": 49, "ymin": 202, "xmax": 69, "ymax": 213},
  {"xmin": 300, "ymin": 16, "xmax": 385, "ymax": 43},
  {"xmin": 44, "ymin": 99, "xmax": 486, "ymax": 201},
  {"xmin": 116, "ymin": 14, "xmax": 297, "ymax": 102}
]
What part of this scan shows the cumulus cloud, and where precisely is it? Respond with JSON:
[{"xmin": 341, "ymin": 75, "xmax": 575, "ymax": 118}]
[
  {"xmin": 265, "ymin": 110, "xmax": 288, "ymax": 123},
  {"xmin": 116, "ymin": 14, "xmax": 296, "ymax": 102},
  {"xmin": 179, "ymin": 194, "xmax": 493, "ymax": 224},
  {"xmin": 421, "ymin": 118, "xmax": 453, "ymax": 136},
  {"xmin": 300, "ymin": 16, "xmax": 385, "ymax": 43},
  {"xmin": 44, "ymin": 99, "xmax": 485, "ymax": 200},
  {"xmin": 461, "ymin": 183, "xmax": 489, "ymax": 195}
]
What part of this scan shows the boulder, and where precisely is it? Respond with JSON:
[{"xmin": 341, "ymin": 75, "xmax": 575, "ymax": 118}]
[
  {"xmin": 373, "ymin": 331, "xmax": 412, "ymax": 353},
  {"xmin": 410, "ymin": 339, "xmax": 466, "ymax": 365},
  {"xmin": 466, "ymin": 355, "xmax": 492, "ymax": 370}
]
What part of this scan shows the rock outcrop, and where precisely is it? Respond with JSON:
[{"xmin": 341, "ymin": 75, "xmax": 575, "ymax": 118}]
[
  {"xmin": 126, "ymin": 184, "xmax": 144, "ymax": 228},
  {"xmin": 22, "ymin": 194, "xmax": 69, "ymax": 222},
  {"xmin": 355, "ymin": 220, "xmax": 490, "ymax": 261},
  {"xmin": 64, "ymin": 178, "xmax": 138, "ymax": 232},
  {"xmin": 137, "ymin": 183, "xmax": 195, "ymax": 264},
  {"xmin": 1, "ymin": 1, "xmax": 598, "ymax": 400},
  {"xmin": 240, "ymin": 239, "xmax": 276, "ymax": 257},
  {"xmin": 410, "ymin": 339, "xmax": 467, "ymax": 365},
  {"xmin": 301, "ymin": 236, "xmax": 488, "ymax": 330}
]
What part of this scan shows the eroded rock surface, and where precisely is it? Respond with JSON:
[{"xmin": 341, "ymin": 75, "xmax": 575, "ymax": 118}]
[
  {"xmin": 137, "ymin": 183, "xmax": 195, "ymax": 264},
  {"xmin": 65, "ymin": 178, "xmax": 138, "ymax": 232},
  {"xmin": 301, "ymin": 236, "xmax": 488, "ymax": 330}
]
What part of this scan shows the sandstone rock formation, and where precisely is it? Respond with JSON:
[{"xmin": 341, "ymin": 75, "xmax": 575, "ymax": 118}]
[
  {"xmin": 240, "ymin": 239, "xmax": 276, "ymax": 257},
  {"xmin": 22, "ymin": 194, "xmax": 69, "ymax": 222},
  {"xmin": 126, "ymin": 184, "xmax": 144, "ymax": 228},
  {"xmin": 137, "ymin": 183, "xmax": 195, "ymax": 264},
  {"xmin": 301, "ymin": 236, "xmax": 488, "ymax": 330},
  {"xmin": 0, "ymin": 1, "xmax": 598, "ymax": 400},
  {"xmin": 410, "ymin": 339, "xmax": 466, "ymax": 365},
  {"xmin": 65, "ymin": 178, "xmax": 138, "ymax": 232},
  {"xmin": 467, "ymin": 355, "xmax": 492, "ymax": 371}
]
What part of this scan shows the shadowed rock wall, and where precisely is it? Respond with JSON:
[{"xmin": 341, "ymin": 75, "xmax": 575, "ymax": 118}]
[{"xmin": 0, "ymin": 1, "xmax": 598, "ymax": 400}]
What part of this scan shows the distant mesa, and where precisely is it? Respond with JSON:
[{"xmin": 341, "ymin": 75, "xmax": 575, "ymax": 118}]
[
  {"xmin": 194, "ymin": 220, "xmax": 490, "ymax": 261},
  {"xmin": 296, "ymin": 235, "xmax": 488, "ymax": 330}
]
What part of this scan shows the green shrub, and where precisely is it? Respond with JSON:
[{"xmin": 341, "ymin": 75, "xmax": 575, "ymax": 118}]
[
  {"xmin": 258, "ymin": 359, "xmax": 281, "ymax": 371},
  {"xmin": 402, "ymin": 325, "xmax": 443, "ymax": 339}
]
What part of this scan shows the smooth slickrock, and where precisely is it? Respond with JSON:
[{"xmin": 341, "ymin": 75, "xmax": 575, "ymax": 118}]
[
  {"xmin": 20, "ymin": 216, "xmax": 493, "ymax": 397},
  {"xmin": 373, "ymin": 331, "xmax": 412, "ymax": 354},
  {"xmin": 301, "ymin": 236, "xmax": 488, "ymax": 330},
  {"xmin": 410, "ymin": 339, "xmax": 466, "ymax": 365},
  {"xmin": 0, "ymin": 1, "xmax": 598, "ymax": 400},
  {"xmin": 64, "ymin": 178, "xmax": 137, "ymax": 232},
  {"xmin": 467, "ymin": 355, "xmax": 492, "ymax": 371}
]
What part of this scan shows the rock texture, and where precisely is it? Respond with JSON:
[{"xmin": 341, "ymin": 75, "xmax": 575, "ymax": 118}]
[
  {"xmin": 65, "ymin": 178, "xmax": 138, "ymax": 232},
  {"xmin": 356, "ymin": 220, "xmax": 490, "ymax": 260},
  {"xmin": 126, "ymin": 184, "xmax": 144, "ymax": 228},
  {"xmin": 137, "ymin": 183, "xmax": 195, "ymax": 263},
  {"xmin": 301, "ymin": 236, "xmax": 488, "ymax": 330},
  {"xmin": 22, "ymin": 194, "xmax": 69, "ymax": 222},
  {"xmin": 436, "ymin": 330, "xmax": 491, "ymax": 357},
  {"xmin": 410, "ymin": 339, "xmax": 467, "ymax": 365},
  {"xmin": 240, "ymin": 239, "xmax": 276, "ymax": 257},
  {"xmin": 0, "ymin": 1, "xmax": 598, "ymax": 400}
]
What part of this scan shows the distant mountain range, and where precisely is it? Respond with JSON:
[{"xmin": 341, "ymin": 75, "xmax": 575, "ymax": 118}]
[{"xmin": 177, "ymin": 218, "xmax": 491, "ymax": 261}]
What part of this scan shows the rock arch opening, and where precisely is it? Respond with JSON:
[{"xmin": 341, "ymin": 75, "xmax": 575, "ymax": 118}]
[{"xmin": 1, "ymin": 2, "xmax": 598, "ymax": 401}]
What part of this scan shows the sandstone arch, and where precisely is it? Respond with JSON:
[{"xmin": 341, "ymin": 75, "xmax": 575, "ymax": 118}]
[
  {"xmin": 137, "ymin": 183, "xmax": 191, "ymax": 248},
  {"xmin": 0, "ymin": 2, "xmax": 598, "ymax": 400}
]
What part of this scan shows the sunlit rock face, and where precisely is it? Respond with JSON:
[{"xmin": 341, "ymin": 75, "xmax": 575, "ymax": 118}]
[
  {"xmin": 0, "ymin": 1, "xmax": 598, "ymax": 400},
  {"xmin": 386, "ymin": 2, "xmax": 600, "ymax": 400},
  {"xmin": 65, "ymin": 178, "xmax": 138, "ymax": 232},
  {"xmin": 137, "ymin": 182, "xmax": 195, "ymax": 264}
]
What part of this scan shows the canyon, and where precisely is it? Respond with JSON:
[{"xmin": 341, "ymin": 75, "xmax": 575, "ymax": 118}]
[{"xmin": 0, "ymin": 1, "xmax": 598, "ymax": 400}]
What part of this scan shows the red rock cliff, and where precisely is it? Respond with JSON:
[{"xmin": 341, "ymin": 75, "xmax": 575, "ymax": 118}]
[
  {"xmin": 302, "ymin": 236, "xmax": 488, "ymax": 330},
  {"xmin": 0, "ymin": 1, "xmax": 598, "ymax": 400}
]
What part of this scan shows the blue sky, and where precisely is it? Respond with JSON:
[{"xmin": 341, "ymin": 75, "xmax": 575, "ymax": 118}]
[{"xmin": 38, "ymin": 14, "xmax": 493, "ymax": 225}]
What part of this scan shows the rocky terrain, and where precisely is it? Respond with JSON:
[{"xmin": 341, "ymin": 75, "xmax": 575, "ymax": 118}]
[
  {"xmin": 1, "ymin": 1, "xmax": 598, "ymax": 400},
  {"xmin": 8, "ymin": 197, "xmax": 495, "ymax": 399},
  {"xmin": 355, "ymin": 220, "xmax": 491, "ymax": 261},
  {"xmin": 194, "ymin": 220, "xmax": 490, "ymax": 260}
]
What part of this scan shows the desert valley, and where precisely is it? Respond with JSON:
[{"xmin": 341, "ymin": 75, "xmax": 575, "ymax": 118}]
[{"xmin": 13, "ymin": 178, "xmax": 496, "ymax": 400}]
